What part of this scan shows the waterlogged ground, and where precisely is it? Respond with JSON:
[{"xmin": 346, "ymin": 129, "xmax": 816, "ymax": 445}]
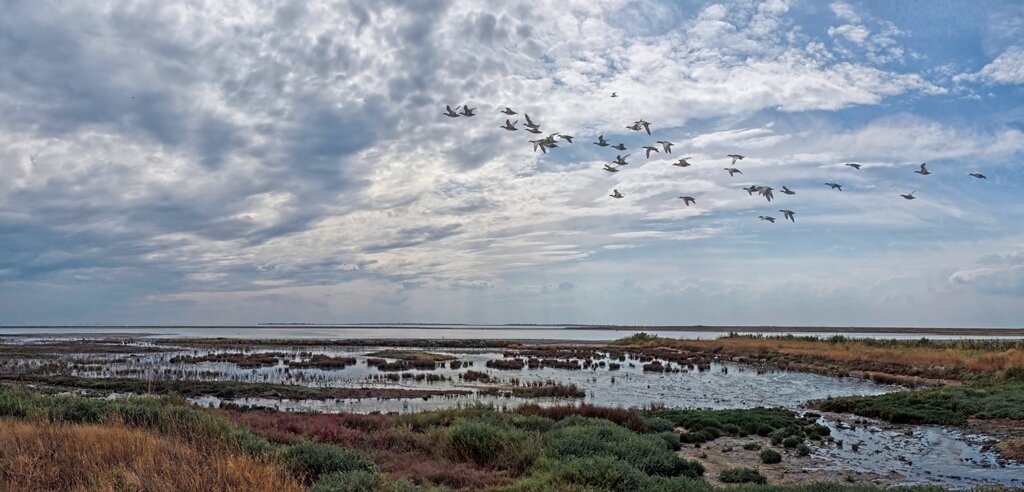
[{"xmin": 2, "ymin": 335, "xmax": 1023, "ymax": 488}]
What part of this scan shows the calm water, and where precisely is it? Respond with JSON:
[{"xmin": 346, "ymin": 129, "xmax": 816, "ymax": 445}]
[{"xmin": 2, "ymin": 325, "xmax": 1021, "ymax": 340}]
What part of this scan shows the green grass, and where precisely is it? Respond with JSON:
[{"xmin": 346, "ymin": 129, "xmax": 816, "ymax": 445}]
[
  {"xmin": 815, "ymin": 382, "xmax": 1024, "ymax": 425},
  {"xmin": 720, "ymin": 467, "xmax": 767, "ymax": 484}
]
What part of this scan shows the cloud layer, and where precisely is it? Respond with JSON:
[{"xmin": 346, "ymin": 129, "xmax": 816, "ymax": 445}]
[{"xmin": 1, "ymin": 0, "xmax": 1023, "ymax": 326}]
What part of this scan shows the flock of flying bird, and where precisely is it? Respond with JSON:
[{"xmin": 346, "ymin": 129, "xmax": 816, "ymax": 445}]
[{"xmin": 444, "ymin": 97, "xmax": 990, "ymax": 224}]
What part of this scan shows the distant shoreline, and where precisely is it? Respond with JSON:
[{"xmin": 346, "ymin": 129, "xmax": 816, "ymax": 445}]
[{"xmin": 1, "ymin": 324, "xmax": 1022, "ymax": 336}]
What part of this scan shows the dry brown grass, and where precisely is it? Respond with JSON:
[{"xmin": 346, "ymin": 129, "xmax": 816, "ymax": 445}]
[
  {"xmin": 652, "ymin": 337, "xmax": 1024, "ymax": 377},
  {"xmin": 0, "ymin": 419, "xmax": 303, "ymax": 492}
]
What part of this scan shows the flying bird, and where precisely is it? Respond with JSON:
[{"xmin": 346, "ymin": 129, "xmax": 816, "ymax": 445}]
[
  {"xmin": 780, "ymin": 186, "xmax": 795, "ymax": 195},
  {"xmin": 673, "ymin": 157, "xmax": 693, "ymax": 168},
  {"xmin": 759, "ymin": 216, "xmax": 776, "ymax": 223},
  {"xmin": 530, "ymin": 139, "xmax": 550, "ymax": 153},
  {"xmin": 610, "ymin": 189, "xmax": 624, "ymax": 199},
  {"xmin": 743, "ymin": 185, "xmax": 759, "ymax": 196},
  {"xmin": 460, "ymin": 105, "xmax": 477, "ymax": 116},
  {"xmin": 724, "ymin": 168, "xmax": 743, "ymax": 177},
  {"xmin": 523, "ymin": 114, "xmax": 540, "ymax": 130},
  {"xmin": 845, "ymin": 163, "xmax": 862, "ymax": 170},
  {"xmin": 642, "ymin": 146, "xmax": 660, "ymax": 158},
  {"xmin": 444, "ymin": 105, "xmax": 461, "ymax": 117},
  {"xmin": 626, "ymin": 122, "xmax": 642, "ymax": 131},
  {"xmin": 594, "ymin": 135, "xmax": 609, "ymax": 147},
  {"xmin": 602, "ymin": 164, "xmax": 619, "ymax": 173},
  {"xmin": 825, "ymin": 182, "xmax": 843, "ymax": 191},
  {"xmin": 611, "ymin": 92, "xmax": 618, "ymax": 98},
  {"xmin": 638, "ymin": 119, "xmax": 651, "ymax": 135},
  {"xmin": 525, "ymin": 127, "xmax": 542, "ymax": 134},
  {"xmin": 611, "ymin": 143, "xmax": 627, "ymax": 151},
  {"xmin": 914, "ymin": 163, "xmax": 931, "ymax": 175},
  {"xmin": 679, "ymin": 196, "xmax": 696, "ymax": 206},
  {"xmin": 969, "ymin": 172, "xmax": 986, "ymax": 179},
  {"xmin": 727, "ymin": 154, "xmax": 744, "ymax": 165},
  {"xmin": 501, "ymin": 107, "xmax": 517, "ymax": 115},
  {"xmin": 501, "ymin": 119, "xmax": 518, "ymax": 131},
  {"xmin": 613, "ymin": 154, "xmax": 630, "ymax": 166},
  {"xmin": 559, "ymin": 135, "xmax": 574, "ymax": 143},
  {"xmin": 657, "ymin": 141, "xmax": 673, "ymax": 154},
  {"xmin": 779, "ymin": 210, "xmax": 795, "ymax": 222},
  {"xmin": 900, "ymin": 191, "xmax": 916, "ymax": 200},
  {"xmin": 758, "ymin": 186, "xmax": 774, "ymax": 202}
]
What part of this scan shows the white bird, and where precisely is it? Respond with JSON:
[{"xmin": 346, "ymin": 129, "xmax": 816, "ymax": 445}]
[
  {"xmin": 594, "ymin": 135, "xmax": 609, "ymax": 147},
  {"xmin": 759, "ymin": 216, "xmax": 776, "ymax": 223},
  {"xmin": 613, "ymin": 154, "xmax": 630, "ymax": 166},
  {"xmin": 845, "ymin": 163, "xmax": 862, "ymax": 170},
  {"xmin": 602, "ymin": 164, "xmax": 619, "ymax": 173},
  {"xmin": 779, "ymin": 210, "xmax": 795, "ymax": 222},
  {"xmin": 501, "ymin": 107, "xmax": 517, "ymax": 115},
  {"xmin": 914, "ymin": 163, "xmax": 931, "ymax": 175},
  {"xmin": 724, "ymin": 168, "xmax": 743, "ymax": 177},
  {"xmin": 901, "ymin": 191, "xmax": 916, "ymax": 200},
  {"xmin": 728, "ymin": 154, "xmax": 744, "ymax": 165},
  {"xmin": 642, "ymin": 146, "xmax": 660, "ymax": 158},
  {"xmin": 780, "ymin": 186, "xmax": 795, "ymax": 195},
  {"xmin": 611, "ymin": 143, "xmax": 627, "ymax": 151},
  {"xmin": 673, "ymin": 157, "xmax": 693, "ymax": 168},
  {"xmin": 657, "ymin": 141, "xmax": 673, "ymax": 154},
  {"xmin": 679, "ymin": 196, "xmax": 696, "ymax": 206},
  {"xmin": 969, "ymin": 172, "xmax": 987, "ymax": 179},
  {"xmin": 610, "ymin": 189, "xmax": 624, "ymax": 199},
  {"xmin": 501, "ymin": 119, "xmax": 518, "ymax": 131},
  {"xmin": 460, "ymin": 105, "xmax": 477, "ymax": 116},
  {"xmin": 444, "ymin": 105, "xmax": 461, "ymax": 117}
]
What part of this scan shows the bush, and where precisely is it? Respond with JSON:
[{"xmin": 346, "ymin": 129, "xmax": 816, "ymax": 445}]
[
  {"xmin": 796, "ymin": 443, "xmax": 811, "ymax": 456},
  {"xmin": 310, "ymin": 470, "xmax": 382, "ymax": 492},
  {"xmin": 719, "ymin": 467, "xmax": 767, "ymax": 484},
  {"xmin": 283, "ymin": 441, "xmax": 377, "ymax": 483},
  {"xmin": 545, "ymin": 418, "xmax": 704, "ymax": 478},
  {"xmin": 759, "ymin": 449, "xmax": 782, "ymax": 464},
  {"xmin": 544, "ymin": 456, "xmax": 652, "ymax": 491},
  {"xmin": 655, "ymin": 431, "xmax": 682, "ymax": 451},
  {"xmin": 782, "ymin": 436, "xmax": 800, "ymax": 448},
  {"xmin": 643, "ymin": 416, "xmax": 676, "ymax": 433},
  {"xmin": 742, "ymin": 442, "xmax": 762, "ymax": 451},
  {"xmin": 444, "ymin": 419, "xmax": 538, "ymax": 472}
]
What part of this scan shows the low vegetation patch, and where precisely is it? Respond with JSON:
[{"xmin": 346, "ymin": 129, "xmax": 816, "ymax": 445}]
[
  {"xmin": 169, "ymin": 351, "xmax": 285, "ymax": 368},
  {"xmin": 815, "ymin": 381, "xmax": 1024, "ymax": 425},
  {"xmin": 645, "ymin": 407, "xmax": 828, "ymax": 446},
  {"xmin": 760, "ymin": 448, "xmax": 782, "ymax": 464},
  {"xmin": 719, "ymin": 467, "xmax": 767, "ymax": 484},
  {"xmin": 288, "ymin": 355, "xmax": 357, "ymax": 369}
]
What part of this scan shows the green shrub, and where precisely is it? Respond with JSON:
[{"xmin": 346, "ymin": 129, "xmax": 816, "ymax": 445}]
[
  {"xmin": 655, "ymin": 431, "xmax": 682, "ymax": 451},
  {"xmin": 284, "ymin": 441, "xmax": 377, "ymax": 483},
  {"xmin": 719, "ymin": 467, "xmax": 766, "ymax": 484},
  {"xmin": 544, "ymin": 456, "xmax": 652, "ymax": 491},
  {"xmin": 643, "ymin": 416, "xmax": 676, "ymax": 433},
  {"xmin": 742, "ymin": 442, "xmax": 762, "ymax": 451},
  {"xmin": 759, "ymin": 449, "xmax": 782, "ymax": 464},
  {"xmin": 310, "ymin": 470, "xmax": 382, "ymax": 492},
  {"xmin": 445, "ymin": 419, "xmax": 538, "ymax": 472},
  {"xmin": 796, "ymin": 443, "xmax": 811, "ymax": 456},
  {"xmin": 782, "ymin": 436, "xmax": 800, "ymax": 448},
  {"xmin": 545, "ymin": 418, "xmax": 704, "ymax": 478}
]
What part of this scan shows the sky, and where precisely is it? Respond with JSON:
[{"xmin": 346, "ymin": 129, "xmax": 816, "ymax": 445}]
[{"xmin": 1, "ymin": 0, "xmax": 1023, "ymax": 327}]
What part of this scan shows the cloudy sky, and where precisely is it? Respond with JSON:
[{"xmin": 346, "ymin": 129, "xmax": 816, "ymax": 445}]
[{"xmin": 2, "ymin": 0, "xmax": 1023, "ymax": 327}]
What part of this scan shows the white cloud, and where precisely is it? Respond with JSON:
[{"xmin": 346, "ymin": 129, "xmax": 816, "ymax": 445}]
[{"xmin": 954, "ymin": 46, "xmax": 1024, "ymax": 85}]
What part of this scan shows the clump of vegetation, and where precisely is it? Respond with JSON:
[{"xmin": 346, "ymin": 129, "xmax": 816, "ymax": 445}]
[
  {"xmin": 645, "ymin": 407, "xmax": 827, "ymax": 446},
  {"xmin": 366, "ymin": 350, "xmax": 456, "ymax": 362},
  {"xmin": 283, "ymin": 440, "xmax": 377, "ymax": 483},
  {"xmin": 719, "ymin": 467, "xmax": 767, "ymax": 484},
  {"xmin": 815, "ymin": 382, "xmax": 1024, "ymax": 425},
  {"xmin": 480, "ymin": 381, "xmax": 585, "ymax": 398},
  {"xmin": 742, "ymin": 442, "xmax": 762, "ymax": 451},
  {"xmin": 461, "ymin": 370, "xmax": 492, "ymax": 382},
  {"xmin": 486, "ymin": 358, "xmax": 526, "ymax": 370},
  {"xmin": 289, "ymin": 355, "xmax": 357, "ymax": 369},
  {"xmin": 169, "ymin": 351, "xmax": 284, "ymax": 368},
  {"xmin": 444, "ymin": 419, "xmax": 540, "ymax": 473},
  {"xmin": 797, "ymin": 443, "xmax": 811, "ymax": 456},
  {"xmin": 760, "ymin": 449, "xmax": 782, "ymax": 464},
  {"xmin": 614, "ymin": 332, "xmax": 660, "ymax": 344}
]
